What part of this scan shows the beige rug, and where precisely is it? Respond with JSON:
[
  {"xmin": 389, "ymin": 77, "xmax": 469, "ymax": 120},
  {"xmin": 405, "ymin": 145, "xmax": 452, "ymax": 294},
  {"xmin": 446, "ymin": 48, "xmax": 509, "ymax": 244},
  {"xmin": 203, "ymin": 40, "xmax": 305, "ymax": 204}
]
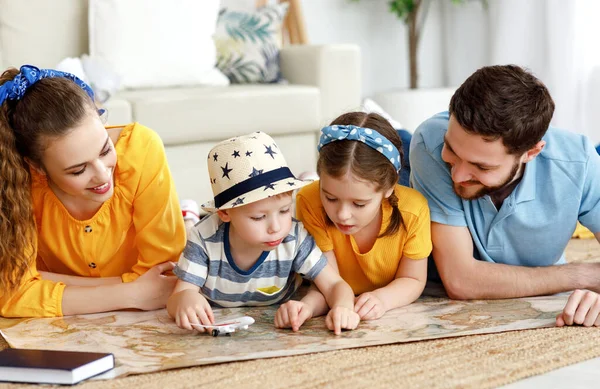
[{"xmin": 1, "ymin": 239, "xmax": 599, "ymax": 389}]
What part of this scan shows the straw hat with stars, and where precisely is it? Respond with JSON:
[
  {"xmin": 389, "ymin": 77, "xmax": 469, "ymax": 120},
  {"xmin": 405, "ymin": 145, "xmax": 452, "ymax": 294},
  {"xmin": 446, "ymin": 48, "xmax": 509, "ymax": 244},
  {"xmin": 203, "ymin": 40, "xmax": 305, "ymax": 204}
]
[{"xmin": 201, "ymin": 132, "xmax": 309, "ymax": 212}]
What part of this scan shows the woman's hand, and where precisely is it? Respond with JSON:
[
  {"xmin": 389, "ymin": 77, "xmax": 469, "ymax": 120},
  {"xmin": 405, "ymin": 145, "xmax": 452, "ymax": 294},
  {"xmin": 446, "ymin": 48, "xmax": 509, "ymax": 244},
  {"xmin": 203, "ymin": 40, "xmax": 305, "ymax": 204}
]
[{"xmin": 130, "ymin": 262, "xmax": 178, "ymax": 311}]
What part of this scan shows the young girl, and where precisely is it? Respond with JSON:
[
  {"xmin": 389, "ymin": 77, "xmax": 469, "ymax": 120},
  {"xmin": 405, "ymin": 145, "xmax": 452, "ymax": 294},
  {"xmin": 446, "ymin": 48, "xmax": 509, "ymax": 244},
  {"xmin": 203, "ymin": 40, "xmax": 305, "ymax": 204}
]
[
  {"xmin": 294, "ymin": 112, "xmax": 432, "ymax": 322},
  {"xmin": 0, "ymin": 65, "xmax": 186, "ymax": 318}
]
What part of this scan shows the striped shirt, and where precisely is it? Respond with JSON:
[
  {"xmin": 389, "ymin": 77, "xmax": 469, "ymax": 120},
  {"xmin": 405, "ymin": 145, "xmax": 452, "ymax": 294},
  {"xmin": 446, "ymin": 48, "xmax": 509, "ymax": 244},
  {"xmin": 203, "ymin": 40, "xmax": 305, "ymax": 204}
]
[{"xmin": 174, "ymin": 213, "xmax": 327, "ymax": 307}]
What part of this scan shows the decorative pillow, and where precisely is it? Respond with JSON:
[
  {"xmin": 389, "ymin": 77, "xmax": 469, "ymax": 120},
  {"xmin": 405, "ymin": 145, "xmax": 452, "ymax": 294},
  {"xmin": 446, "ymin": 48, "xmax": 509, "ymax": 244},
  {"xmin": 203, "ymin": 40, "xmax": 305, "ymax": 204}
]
[
  {"xmin": 215, "ymin": 3, "xmax": 289, "ymax": 84},
  {"xmin": 89, "ymin": 0, "xmax": 228, "ymax": 89}
]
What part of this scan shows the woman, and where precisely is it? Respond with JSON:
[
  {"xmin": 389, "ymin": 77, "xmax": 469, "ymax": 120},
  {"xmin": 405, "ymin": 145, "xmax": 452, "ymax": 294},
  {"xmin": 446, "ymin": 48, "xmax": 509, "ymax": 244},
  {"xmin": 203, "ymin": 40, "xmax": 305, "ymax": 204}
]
[{"xmin": 0, "ymin": 65, "xmax": 186, "ymax": 317}]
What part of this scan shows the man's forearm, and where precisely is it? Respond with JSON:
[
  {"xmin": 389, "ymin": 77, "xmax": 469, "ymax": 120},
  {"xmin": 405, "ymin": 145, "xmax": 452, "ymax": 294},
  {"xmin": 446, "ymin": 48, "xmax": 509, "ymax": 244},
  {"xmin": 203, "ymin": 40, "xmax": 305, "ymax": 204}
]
[{"xmin": 443, "ymin": 261, "xmax": 595, "ymax": 300}]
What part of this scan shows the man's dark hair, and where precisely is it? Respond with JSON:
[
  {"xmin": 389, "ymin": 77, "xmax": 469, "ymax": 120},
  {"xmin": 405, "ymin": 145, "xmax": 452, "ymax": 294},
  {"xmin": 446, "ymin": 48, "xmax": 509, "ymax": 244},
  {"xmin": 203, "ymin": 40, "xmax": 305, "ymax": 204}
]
[{"xmin": 449, "ymin": 65, "xmax": 555, "ymax": 155}]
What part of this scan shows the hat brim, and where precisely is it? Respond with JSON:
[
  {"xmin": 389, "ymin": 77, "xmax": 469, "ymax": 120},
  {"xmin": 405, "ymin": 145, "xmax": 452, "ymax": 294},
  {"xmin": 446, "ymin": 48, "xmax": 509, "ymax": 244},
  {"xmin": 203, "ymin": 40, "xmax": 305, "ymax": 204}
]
[{"xmin": 201, "ymin": 177, "xmax": 310, "ymax": 212}]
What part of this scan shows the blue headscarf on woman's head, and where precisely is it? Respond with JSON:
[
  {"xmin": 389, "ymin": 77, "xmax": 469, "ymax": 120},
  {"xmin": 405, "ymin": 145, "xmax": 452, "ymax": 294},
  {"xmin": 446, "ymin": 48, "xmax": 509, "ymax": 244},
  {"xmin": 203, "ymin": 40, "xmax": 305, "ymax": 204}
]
[{"xmin": 0, "ymin": 65, "xmax": 95, "ymax": 106}]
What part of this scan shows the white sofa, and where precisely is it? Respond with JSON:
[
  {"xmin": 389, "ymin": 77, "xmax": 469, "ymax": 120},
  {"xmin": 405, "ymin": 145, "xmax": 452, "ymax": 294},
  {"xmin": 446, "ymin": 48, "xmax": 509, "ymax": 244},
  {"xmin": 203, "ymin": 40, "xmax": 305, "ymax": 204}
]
[{"xmin": 0, "ymin": 0, "xmax": 361, "ymax": 204}]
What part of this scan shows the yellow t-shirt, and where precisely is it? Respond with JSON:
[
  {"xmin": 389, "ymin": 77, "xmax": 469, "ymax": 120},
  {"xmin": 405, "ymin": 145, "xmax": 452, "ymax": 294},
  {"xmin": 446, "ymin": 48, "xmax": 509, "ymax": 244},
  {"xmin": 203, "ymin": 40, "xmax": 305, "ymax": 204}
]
[
  {"xmin": 0, "ymin": 123, "xmax": 186, "ymax": 317},
  {"xmin": 296, "ymin": 181, "xmax": 432, "ymax": 295}
]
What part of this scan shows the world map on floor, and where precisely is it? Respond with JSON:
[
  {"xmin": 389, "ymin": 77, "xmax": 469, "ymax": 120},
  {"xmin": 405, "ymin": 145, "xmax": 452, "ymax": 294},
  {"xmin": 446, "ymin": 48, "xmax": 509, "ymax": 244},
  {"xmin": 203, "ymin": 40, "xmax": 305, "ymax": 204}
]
[{"xmin": 0, "ymin": 288, "xmax": 568, "ymax": 380}]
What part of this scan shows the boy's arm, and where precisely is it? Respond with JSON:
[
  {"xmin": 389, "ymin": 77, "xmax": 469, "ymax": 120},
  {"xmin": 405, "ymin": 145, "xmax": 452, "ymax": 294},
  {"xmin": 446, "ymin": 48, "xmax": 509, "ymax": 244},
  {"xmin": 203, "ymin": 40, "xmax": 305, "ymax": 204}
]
[
  {"xmin": 167, "ymin": 279, "xmax": 214, "ymax": 330},
  {"xmin": 300, "ymin": 251, "xmax": 340, "ymax": 317},
  {"xmin": 275, "ymin": 251, "xmax": 341, "ymax": 331}
]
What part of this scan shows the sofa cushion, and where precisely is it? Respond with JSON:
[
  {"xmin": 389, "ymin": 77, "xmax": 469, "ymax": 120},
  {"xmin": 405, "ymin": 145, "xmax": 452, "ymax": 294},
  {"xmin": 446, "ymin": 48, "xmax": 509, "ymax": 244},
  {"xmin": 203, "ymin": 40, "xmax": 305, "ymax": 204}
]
[
  {"xmin": 215, "ymin": 3, "xmax": 288, "ymax": 84},
  {"xmin": 116, "ymin": 84, "xmax": 320, "ymax": 145},
  {"xmin": 0, "ymin": 0, "xmax": 88, "ymax": 68},
  {"xmin": 89, "ymin": 0, "xmax": 222, "ymax": 89}
]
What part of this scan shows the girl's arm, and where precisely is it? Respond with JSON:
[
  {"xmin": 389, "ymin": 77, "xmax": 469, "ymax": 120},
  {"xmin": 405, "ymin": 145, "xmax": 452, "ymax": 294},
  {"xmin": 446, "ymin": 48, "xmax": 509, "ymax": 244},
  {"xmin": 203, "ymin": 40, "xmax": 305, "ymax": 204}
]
[
  {"xmin": 276, "ymin": 251, "xmax": 359, "ymax": 334},
  {"xmin": 311, "ymin": 259, "xmax": 360, "ymax": 335},
  {"xmin": 355, "ymin": 255, "xmax": 427, "ymax": 320},
  {"xmin": 303, "ymin": 251, "xmax": 341, "ymax": 316}
]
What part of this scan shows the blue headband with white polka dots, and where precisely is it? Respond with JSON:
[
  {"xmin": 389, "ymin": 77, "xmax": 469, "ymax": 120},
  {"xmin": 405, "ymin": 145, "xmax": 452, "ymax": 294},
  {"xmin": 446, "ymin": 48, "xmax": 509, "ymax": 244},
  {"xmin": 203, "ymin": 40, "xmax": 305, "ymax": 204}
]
[
  {"xmin": 318, "ymin": 125, "xmax": 401, "ymax": 172},
  {"xmin": 0, "ymin": 65, "xmax": 95, "ymax": 106}
]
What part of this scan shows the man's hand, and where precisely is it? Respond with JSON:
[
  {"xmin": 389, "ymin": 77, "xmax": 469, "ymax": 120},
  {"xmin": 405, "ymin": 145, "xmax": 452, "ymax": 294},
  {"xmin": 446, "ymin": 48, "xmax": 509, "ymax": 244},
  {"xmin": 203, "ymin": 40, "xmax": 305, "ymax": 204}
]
[
  {"xmin": 556, "ymin": 289, "xmax": 600, "ymax": 327},
  {"xmin": 167, "ymin": 289, "xmax": 215, "ymax": 331},
  {"xmin": 131, "ymin": 262, "xmax": 178, "ymax": 311},
  {"xmin": 325, "ymin": 306, "xmax": 360, "ymax": 335},
  {"xmin": 354, "ymin": 292, "xmax": 386, "ymax": 320},
  {"xmin": 274, "ymin": 300, "xmax": 314, "ymax": 331}
]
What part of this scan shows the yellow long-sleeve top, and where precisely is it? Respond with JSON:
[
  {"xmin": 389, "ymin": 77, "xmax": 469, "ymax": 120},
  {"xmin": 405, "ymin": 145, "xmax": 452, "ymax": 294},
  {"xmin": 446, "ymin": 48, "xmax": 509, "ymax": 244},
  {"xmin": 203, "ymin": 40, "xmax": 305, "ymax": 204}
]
[
  {"xmin": 296, "ymin": 181, "xmax": 432, "ymax": 295},
  {"xmin": 0, "ymin": 123, "xmax": 186, "ymax": 318}
]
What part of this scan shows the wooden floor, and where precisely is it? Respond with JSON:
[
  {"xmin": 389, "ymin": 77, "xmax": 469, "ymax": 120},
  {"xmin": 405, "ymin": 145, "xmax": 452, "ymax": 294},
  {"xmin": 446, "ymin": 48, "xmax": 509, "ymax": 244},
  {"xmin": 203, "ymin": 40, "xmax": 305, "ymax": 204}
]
[{"xmin": 502, "ymin": 357, "xmax": 600, "ymax": 388}]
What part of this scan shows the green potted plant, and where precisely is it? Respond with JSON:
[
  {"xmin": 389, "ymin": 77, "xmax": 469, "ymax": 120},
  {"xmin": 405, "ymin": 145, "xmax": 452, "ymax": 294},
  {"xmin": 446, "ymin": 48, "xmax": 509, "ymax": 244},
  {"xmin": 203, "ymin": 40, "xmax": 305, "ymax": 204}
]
[
  {"xmin": 351, "ymin": 0, "xmax": 484, "ymax": 131},
  {"xmin": 352, "ymin": 0, "xmax": 481, "ymax": 89}
]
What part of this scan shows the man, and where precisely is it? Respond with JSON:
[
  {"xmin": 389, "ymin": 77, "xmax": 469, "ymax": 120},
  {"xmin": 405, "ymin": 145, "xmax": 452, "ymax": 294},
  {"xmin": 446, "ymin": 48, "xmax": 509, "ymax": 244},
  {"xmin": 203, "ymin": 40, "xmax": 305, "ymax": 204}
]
[{"xmin": 410, "ymin": 65, "xmax": 600, "ymax": 325}]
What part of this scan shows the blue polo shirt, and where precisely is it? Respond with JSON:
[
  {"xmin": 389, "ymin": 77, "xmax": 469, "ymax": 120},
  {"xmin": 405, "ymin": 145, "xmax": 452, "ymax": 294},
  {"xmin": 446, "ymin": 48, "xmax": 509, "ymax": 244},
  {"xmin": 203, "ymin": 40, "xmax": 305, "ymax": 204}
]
[{"xmin": 410, "ymin": 111, "xmax": 600, "ymax": 267}]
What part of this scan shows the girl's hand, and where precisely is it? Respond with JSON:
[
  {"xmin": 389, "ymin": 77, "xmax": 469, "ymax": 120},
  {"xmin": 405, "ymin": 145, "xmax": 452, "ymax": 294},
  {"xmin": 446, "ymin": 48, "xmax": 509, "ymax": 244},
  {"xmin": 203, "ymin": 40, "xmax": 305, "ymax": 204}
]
[
  {"xmin": 167, "ymin": 289, "xmax": 215, "ymax": 331},
  {"xmin": 131, "ymin": 262, "xmax": 178, "ymax": 311},
  {"xmin": 275, "ymin": 300, "xmax": 314, "ymax": 331},
  {"xmin": 354, "ymin": 292, "xmax": 386, "ymax": 320},
  {"xmin": 325, "ymin": 306, "xmax": 360, "ymax": 335},
  {"xmin": 556, "ymin": 289, "xmax": 600, "ymax": 327}
]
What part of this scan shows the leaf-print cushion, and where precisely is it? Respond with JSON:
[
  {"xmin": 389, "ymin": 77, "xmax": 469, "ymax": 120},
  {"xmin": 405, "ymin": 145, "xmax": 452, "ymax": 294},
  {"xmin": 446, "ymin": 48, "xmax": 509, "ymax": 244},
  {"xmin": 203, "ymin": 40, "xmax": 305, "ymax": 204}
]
[{"xmin": 215, "ymin": 4, "xmax": 289, "ymax": 84}]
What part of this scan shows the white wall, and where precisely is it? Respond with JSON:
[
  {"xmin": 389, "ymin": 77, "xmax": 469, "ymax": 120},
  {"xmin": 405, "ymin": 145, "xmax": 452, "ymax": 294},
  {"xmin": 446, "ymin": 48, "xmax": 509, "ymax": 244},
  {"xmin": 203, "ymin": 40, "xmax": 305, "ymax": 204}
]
[{"xmin": 302, "ymin": 0, "xmax": 446, "ymax": 97}]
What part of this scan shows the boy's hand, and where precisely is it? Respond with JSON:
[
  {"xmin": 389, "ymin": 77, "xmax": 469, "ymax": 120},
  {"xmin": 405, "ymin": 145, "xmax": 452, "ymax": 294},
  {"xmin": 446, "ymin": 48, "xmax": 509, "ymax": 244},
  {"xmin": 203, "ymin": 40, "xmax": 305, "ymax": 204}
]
[
  {"xmin": 167, "ymin": 289, "xmax": 215, "ymax": 331},
  {"xmin": 556, "ymin": 289, "xmax": 600, "ymax": 327},
  {"xmin": 354, "ymin": 292, "xmax": 386, "ymax": 320},
  {"xmin": 275, "ymin": 300, "xmax": 314, "ymax": 331},
  {"xmin": 325, "ymin": 306, "xmax": 360, "ymax": 335}
]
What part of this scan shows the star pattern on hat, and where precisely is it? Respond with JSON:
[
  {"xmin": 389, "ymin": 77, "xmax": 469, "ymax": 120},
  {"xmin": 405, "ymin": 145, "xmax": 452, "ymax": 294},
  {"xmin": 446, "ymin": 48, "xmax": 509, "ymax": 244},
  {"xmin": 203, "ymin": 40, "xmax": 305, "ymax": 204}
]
[
  {"xmin": 221, "ymin": 162, "xmax": 233, "ymax": 179},
  {"xmin": 264, "ymin": 145, "xmax": 277, "ymax": 159},
  {"xmin": 246, "ymin": 150, "xmax": 253, "ymax": 157},
  {"xmin": 213, "ymin": 153, "xmax": 219, "ymax": 162},
  {"xmin": 264, "ymin": 183, "xmax": 276, "ymax": 191},
  {"xmin": 232, "ymin": 197, "xmax": 245, "ymax": 207},
  {"xmin": 287, "ymin": 181, "xmax": 296, "ymax": 186},
  {"xmin": 232, "ymin": 150, "xmax": 240, "ymax": 158},
  {"xmin": 249, "ymin": 167, "xmax": 263, "ymax": 178}
]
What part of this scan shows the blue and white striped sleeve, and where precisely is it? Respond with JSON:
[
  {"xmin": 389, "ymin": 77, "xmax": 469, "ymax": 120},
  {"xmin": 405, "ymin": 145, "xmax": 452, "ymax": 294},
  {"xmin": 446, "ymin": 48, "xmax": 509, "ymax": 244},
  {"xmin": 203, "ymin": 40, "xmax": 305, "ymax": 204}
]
[
  {"xmin": 173, "ymin": 230, "xmax": 209, "ymax": 287},
  {"xmin": 292, "ymin": 222, "xmax": 327, "ymax": 280}
]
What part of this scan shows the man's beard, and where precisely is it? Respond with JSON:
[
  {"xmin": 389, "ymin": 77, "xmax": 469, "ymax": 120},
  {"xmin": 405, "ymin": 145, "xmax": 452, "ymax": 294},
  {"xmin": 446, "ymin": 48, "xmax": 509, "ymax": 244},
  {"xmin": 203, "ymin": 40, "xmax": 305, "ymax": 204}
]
[{"xmin": 452, "ymin": 160, "xmax": 522, "ymax": 200}]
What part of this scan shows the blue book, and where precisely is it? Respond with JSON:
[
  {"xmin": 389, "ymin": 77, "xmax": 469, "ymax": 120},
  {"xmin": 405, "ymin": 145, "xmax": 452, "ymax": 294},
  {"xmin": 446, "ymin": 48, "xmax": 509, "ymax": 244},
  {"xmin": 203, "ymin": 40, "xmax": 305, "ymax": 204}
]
[{"xmin": 0, "ymin": 348, "xmax": 114, "ymax": 385}]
